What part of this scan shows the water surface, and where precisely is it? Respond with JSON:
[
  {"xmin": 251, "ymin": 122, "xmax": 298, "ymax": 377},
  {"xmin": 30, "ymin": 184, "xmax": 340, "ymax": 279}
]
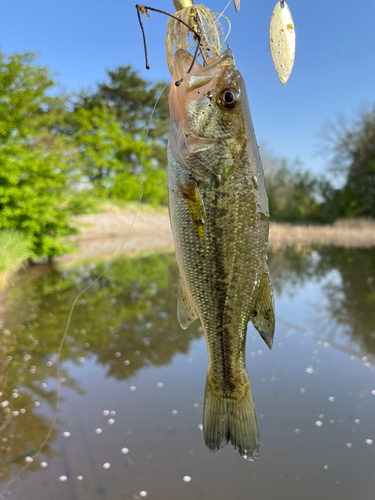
[{"xmin": 0, "ymin": 246, "xmax": 374, "ymax": 499}]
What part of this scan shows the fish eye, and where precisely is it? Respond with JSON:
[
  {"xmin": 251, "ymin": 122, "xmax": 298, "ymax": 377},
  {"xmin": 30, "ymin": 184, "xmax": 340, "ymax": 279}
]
[{"xmin": 218, "ymin": 88, "xmax": 240, "ymax": 110}]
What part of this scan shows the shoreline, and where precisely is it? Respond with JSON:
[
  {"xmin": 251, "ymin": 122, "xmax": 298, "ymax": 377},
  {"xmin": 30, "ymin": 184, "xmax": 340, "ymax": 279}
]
[{"xmin": 1, "ymin": 214, "xmax": 375, "ymax": 287}]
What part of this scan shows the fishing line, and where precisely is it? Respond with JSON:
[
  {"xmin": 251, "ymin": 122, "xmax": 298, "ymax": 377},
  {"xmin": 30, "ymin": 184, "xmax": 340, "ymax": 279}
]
[{"xmin": 0, "ymin": 79, "xmax": 171, "ymax": 499}]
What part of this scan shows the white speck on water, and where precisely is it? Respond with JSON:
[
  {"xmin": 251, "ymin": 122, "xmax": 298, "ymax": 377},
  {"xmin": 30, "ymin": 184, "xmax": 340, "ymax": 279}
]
[
  {"xmin": 130, "ymin": 386, "xmax": 136, "ymax": 392},
  {"xmin": 1, "ymin": 401, "xmax": 9, "ymax": 408},
  {"xmin": 41, "ymin": 461, "xmax": 48, "ymax": 468},
  {"xmin": 271, "ymin": 376, "xmax": 276, "ymax": 381},
  {"xmin": 294, "ymin": 429, "xmax": 301, "ymax": 434},
  {"xmin": 140, "ymin": 491, "xmax": 147, "ymax": 497},
  {"xmin": 59, "ymin": 475, "xmax": 68, "ymax": 482},
  {"xmin": 95, "ymin": 428, "xmax": 102, "ymax": 434},
  {"xmin": 13, "ymin": 411, "xmax": 19, "ymax": 416},
  {"xmin": 250, "ymin": 352, "xmax": 256, "ymax": 357},
  {"xmin": 46, "ymin": 361, "xmax": 53, "ymax": 367},
  {"xmin": 366, "ymin": 439, "xmax": 373, "ymax": 445},
  {"xmin": 257, "ymin": 350, "xmax": 263, "ymax": 355},
  {"xmin": 198, "ymin": 424, "xmax": 203, "ymax": 431},
  {"xmin": 172, "ymin": 410, "xmax": 178, "ymax": 415},
  {"xmin": 300, "ymin": 387, "xmax": 306, "ymax": 394},
  {"xmin": 124, "ymin": 360, "xmax": 130, "ymax": 365},
  {"xmin": 305, "ymin": 367, "xmax": 314, "ymax": 374},
  {"xmin": 115, "ymin": 352, "xmax": 121, "ymax": 358},
  {"xmin": 319, "ymin": 414, "xmax": 324, "ymax": 419},
  {"xmin": 41, "ymin": 383, "xmax": 47, "ymax": 389},
  {"xmin": 34, "ymin": 401, "xmax": 40, "ymax": 407},
  {"xmin": 135, "ymin": 351, "xmax": 140, "ymax": 356},
  {"xmin": 110, "ymin": 410, "xmax": 116, "ymax": 416},
  {"xmin": 315, "ymin": 421, "xmax": 323, "ymax": 427},
  {"xmin": 12, "ymin": 393, "xmax": 19, "ymax": 398},
  {"xmin": 188, "ymin": 357, "xmax": 194, "ymax": 363},
  {"xmin": 323, "ymin": 342, "xmax": 330, "ymax": 348},
  {"xmin": 25, "ymin": 456, "xmax": 33, "ymax": 463},
  {"xmin": 362, "ymin": 356, "xmax": 368, "ymax": 362},
  {"xmin": 103, "ymin": 410, "xmax": 109, "ymax": 416},
  {"xmin": 80, "ymin": 330, "xmax": 86, "ymax": 335},
  {"xmin": 329, "ymin": 397, "xmax": 335, "ymax": 402},
  {"xmin": 108, "ymin": 419, "xmax": 115, "ymax": 425},
  {"xmin": 63, "ymin": 432, "xmax": 71, "ymax": 437},
  {"xmin": 121, "ymin": 447, "xmax": 129, "ymax": 454},
  {"xmin": 77, "ymin": 476, "xmax": 83, "ymax": 481},
  {"xmin": 346, "ymin": 443, "xmax": 353, "ymax": 448},
  {"xmin": 330, "ymin": 420, "xmax": 335, "ymax": 424},
  {"xmin": 20, "ymin": 408, "xmax": 26, "ymax": 414},
  {"xmin": 79, "ymin": 357, "xmax": 85, "ymax": 363},
  {"xmin": 157, "ymin": 382, "xmax": 163, "ymax": 388},
  {"xmin": 323, "ymin": 465, "xmax": 329, "ymax": 470},
  {"xmin": 354, "ymin": 419, "xmax": 361, "ymax": 424},
  {"xmin": 193, "ymin": 403, "xmax": 199, "ymax": 408},
  {"xmin": 183, "ymin": 476, "xmax": 192, "ymax": 482},
  {"xmin": 313, "ymin": 350, "xmax": 318, "ymax": 355},
  {"xmin": 103, "ymin": 462, "xmax": 111, "ymax": 469},
  {"xmin": 371, "ymin": 390, "xmax": 375, "ymax": 395}
]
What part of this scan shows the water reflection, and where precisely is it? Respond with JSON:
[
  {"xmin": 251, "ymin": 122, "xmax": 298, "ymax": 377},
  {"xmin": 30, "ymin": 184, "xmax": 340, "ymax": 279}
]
[
  {"xmin": 268, "ymin": 246, "xmax": 375, "ymax": 357},
  {"xmin": 0, "ymin": 246, "xmax": 374, "ymax": 492},
  {"xmin": 0, "ymin": 252, "xmax": 201, "ymax": 483}
]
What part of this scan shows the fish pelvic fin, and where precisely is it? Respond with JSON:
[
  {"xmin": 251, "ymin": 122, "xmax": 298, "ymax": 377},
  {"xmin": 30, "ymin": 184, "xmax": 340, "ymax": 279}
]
[
  {"xmin": 177, "ymin": 277, "xmax": 198, "ymax": 329},
  {"xmin": 251, "ymin": 264, "xmax": 275, "ymax": 349},
  {"xmin": 203, "ymin": 377, "xmax": 260, "ymax": 462}
]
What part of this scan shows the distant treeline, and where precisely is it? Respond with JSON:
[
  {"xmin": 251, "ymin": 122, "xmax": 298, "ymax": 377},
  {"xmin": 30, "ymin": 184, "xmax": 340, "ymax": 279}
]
[{"xmin": 0, "ymin": 51, "xmax": 374, "ymax": 258}]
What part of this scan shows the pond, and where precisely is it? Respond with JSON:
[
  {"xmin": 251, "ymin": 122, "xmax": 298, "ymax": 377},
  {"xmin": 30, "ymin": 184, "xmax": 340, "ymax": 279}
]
[{"xmin": 0, "ymin": 246, "xmax": 374, "ymax": 499}]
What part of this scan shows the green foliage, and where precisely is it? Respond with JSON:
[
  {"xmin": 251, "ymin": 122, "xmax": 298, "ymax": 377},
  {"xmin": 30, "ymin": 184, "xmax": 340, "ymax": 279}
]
[
  {"xmin": 76, "ymin": 65, "xmax": 169, "ymax": 188},
  {"xmin": 0, "ymin": 52, "xmax": 90, "ymax": 258},
  {"xmin": 266, "ymin": 160, "xmax": 323, "ymax": 223},
  {"xmin": 0, "ymin": 231, "xmax": 31, "ymax": 287}
]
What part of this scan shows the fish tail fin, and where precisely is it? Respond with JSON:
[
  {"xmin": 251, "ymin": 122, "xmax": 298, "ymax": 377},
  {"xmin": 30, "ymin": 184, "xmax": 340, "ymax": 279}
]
[{"xmin": 203, "ymin": 377, "xmax": 260, "ymax": 461}]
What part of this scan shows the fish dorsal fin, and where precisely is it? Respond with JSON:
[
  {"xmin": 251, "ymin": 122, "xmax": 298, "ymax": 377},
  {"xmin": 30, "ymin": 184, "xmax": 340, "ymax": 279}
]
[
  {"xmin": 177, "ymin": 278, "xmax": 198, "ymax": 329},
  {"xmin": 250, "ymin": 264, "xmax": 275, "ymax": 349}
]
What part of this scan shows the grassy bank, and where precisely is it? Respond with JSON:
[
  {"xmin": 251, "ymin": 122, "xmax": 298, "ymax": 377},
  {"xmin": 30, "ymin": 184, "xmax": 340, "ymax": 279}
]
[
  {"xmin": 269, "ymin": 219, "xmax": 375, "ymax": 249},
  {"xmin": 0, "ymin": 231, "xmax": 31, "ymax": 290}
]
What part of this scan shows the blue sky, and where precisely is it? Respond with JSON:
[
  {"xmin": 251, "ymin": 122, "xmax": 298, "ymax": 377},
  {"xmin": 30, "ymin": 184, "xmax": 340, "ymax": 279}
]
[{"xmin": 2, "ymin": 0, "xmax": 375, "ymax": 174}]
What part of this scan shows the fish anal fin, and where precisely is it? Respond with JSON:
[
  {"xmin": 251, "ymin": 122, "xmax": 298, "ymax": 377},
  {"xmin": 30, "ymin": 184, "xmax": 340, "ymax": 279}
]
[
  {"xmin": 180, "ymin": 181, "xmax": 205, "ymax": 239},
  {"xmin": 177, "ymin": 278, "xmax": 198, "ymax": 329},
  {"xmin": 251, "ymin": 265, "xmax": 275, "ymax": 349}
]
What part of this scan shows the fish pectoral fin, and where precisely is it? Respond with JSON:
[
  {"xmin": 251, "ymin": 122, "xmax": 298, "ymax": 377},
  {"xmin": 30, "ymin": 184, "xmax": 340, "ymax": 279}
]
[
  {"xmin": 177, "ymin": 278, "xmax": 198, "ymax": 329},
  {"xmin": 250, "ymin": 264, "xmax": 275, "ymax": 349}
]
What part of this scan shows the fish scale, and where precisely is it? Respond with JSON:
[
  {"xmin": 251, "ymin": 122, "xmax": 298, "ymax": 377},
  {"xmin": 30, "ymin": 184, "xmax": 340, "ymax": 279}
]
[{"xmin": 168, "ymin": 48, "xmax": 275, "ymax": 460}]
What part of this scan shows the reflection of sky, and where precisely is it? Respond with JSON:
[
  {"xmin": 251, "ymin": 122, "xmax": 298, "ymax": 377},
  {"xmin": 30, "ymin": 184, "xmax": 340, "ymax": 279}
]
[{"xmin": 2, "ymin": 0, "xmax": 375, "ymax": 174}]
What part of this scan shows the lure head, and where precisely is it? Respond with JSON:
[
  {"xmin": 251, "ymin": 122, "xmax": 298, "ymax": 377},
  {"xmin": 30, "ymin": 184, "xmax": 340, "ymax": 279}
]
[{"xmin": 169, "ymin": 49, "xmax": 245, "ymax": 143}]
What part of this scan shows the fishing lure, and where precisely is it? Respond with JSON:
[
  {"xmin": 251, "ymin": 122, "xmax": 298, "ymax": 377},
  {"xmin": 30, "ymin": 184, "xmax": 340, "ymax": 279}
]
[{"xmin": 269, "ymin": 0, "xmax": 296, "ymax": 85}]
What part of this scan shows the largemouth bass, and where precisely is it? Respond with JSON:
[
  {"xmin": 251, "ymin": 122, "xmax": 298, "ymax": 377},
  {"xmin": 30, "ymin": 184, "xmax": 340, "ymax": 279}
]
[{"xmin": 168, "ymin": 49, "xmax": 275, "ymax": 461}]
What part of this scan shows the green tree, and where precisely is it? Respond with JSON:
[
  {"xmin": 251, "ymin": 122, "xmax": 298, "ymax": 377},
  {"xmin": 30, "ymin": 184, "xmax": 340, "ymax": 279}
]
[
  {"xmin": 75, "ymin": 105, "xmax": 168, "ymax": 204},
  {"xmin": 320, "ymin": 105, "xmax": 375, "ymax": 218},
  {"xmin": 77, "ymin": 65, "xmax": 170, "ymax": 181},
  {"xmin": 0, "ymin": 52, "xmax": 89, "ymax": 258}
]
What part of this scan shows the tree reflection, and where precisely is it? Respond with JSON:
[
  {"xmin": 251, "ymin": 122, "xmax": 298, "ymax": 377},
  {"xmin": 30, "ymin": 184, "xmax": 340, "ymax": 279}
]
[
  {"xmin": 268, "ymin": 246, "xmax": 375, "ymax": 356},
  {"xmin": 0, "ymin": 251, "xmax": 201, "ymax": 482}
]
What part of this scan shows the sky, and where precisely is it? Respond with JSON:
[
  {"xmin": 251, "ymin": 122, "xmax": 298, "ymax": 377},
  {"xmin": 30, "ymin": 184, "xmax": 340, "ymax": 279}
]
[{"xmin": 2, "ymin": 0, "xmax": 375, "ymax": 175}]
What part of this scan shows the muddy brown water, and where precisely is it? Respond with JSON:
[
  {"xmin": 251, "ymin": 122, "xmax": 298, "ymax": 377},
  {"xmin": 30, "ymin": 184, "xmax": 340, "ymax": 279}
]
[{"xmin": 0, "ymin": 246, "xmax": 374, "ymax": 499}]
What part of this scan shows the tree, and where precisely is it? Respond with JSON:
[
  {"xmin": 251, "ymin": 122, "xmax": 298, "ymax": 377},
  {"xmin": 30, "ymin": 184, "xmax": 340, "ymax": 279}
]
[
  {"xmin": 320, "ymin": 104, "xmax": 375, "ymax": 218},
  {"xmin": 0, "ymin": 52, "xmax": 89, "ymax": 258},
  {"xmin": 77, "ymin": 65, "xmax": 170, "ymax": 169}
]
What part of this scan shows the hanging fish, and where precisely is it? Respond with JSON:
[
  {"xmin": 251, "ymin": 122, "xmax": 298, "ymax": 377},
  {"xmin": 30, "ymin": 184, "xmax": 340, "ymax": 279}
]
[
  {"xmin": 168, "ymin": 46, "xmax": 275, "ymax": 460},
  {"xmin": 269, "ymin": 1, "xmax": 296, "ymax": 85}
]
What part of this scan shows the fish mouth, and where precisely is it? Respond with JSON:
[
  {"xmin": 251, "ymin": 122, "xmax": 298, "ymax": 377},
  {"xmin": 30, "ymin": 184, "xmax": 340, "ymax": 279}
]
[{"xmin": 172, "ymin": 48, "xmax": 235, "ymax": 90}]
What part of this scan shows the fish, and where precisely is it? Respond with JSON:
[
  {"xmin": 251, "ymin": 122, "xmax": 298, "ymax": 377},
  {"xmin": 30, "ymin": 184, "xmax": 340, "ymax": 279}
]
[{"xmin": 167, "ymin": 48, "xmax": 275, "ymax": 461}]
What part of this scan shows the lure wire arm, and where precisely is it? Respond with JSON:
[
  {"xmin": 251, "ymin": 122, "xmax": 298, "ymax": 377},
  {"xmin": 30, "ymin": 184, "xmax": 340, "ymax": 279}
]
[{"xmin": 135, "ymin": 4, "xmax": 202, "ymax": 74}]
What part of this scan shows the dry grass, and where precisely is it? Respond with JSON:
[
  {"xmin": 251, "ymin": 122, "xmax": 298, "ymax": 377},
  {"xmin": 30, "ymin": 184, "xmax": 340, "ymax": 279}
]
[{"xmin": 269, "ymin": 219, "xmax": 375, "ymax": 249}]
